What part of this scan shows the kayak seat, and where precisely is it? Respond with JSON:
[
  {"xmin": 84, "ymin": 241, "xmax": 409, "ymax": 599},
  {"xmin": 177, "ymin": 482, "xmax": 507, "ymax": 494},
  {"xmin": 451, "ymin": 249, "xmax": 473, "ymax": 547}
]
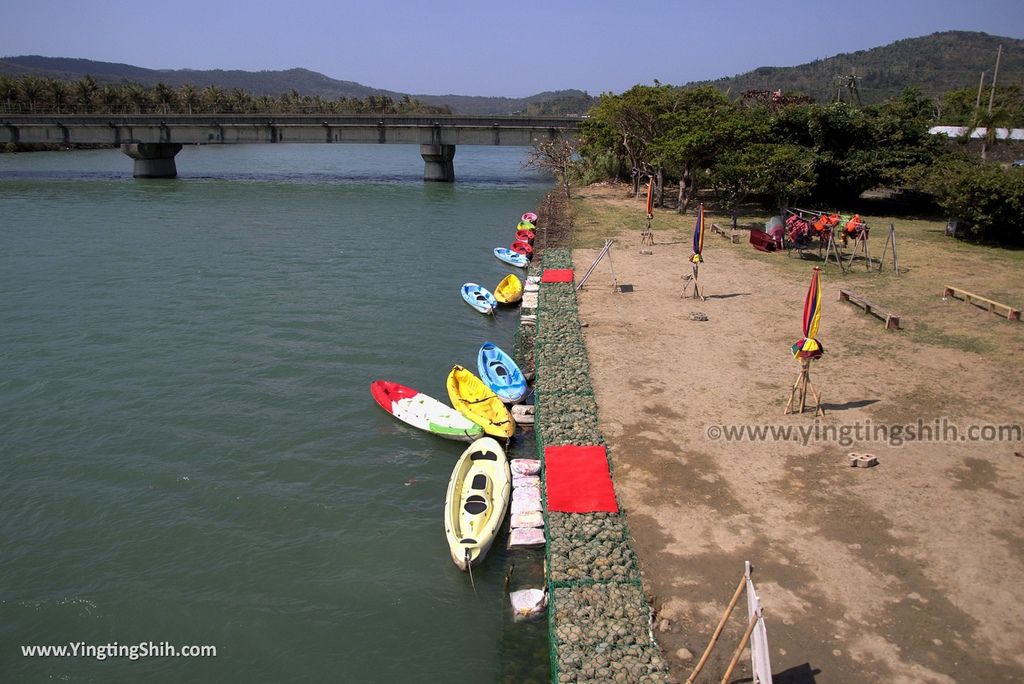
[
  {"xmin": 471, "ymin": 450, "xmax": 498, "ymax": 461},
  {"xmin": 471, "ymin": 473, "xmax": 488, "ymax": 490},
  {"xmin": 464, "ymin": 495, "xmax": 487, "ymax": 515}
]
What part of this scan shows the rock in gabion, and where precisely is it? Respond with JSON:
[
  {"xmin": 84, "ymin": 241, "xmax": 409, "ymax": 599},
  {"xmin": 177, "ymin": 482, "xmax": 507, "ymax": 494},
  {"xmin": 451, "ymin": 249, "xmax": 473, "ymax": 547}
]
[
  {"xmin": 549, "ymin": 534, "xmax": 639, "ymax": 583},
  {"xmin": 536, "ymin": 349, "xmax": 592, "ymax": 396},
  {"xmin": 537, "ymin": 393, "xmax": 604, "ymax": 447},
  {"xmin": 542, "ymin": 248, "xmax": 575, "ymax": 270},
  {"xmin": 552, "ymin": 584, "xmax": 654, "ymax": 646},
  {"xmin": 547, "ymin": 512, "xmax": 629, "ymax": 543}
]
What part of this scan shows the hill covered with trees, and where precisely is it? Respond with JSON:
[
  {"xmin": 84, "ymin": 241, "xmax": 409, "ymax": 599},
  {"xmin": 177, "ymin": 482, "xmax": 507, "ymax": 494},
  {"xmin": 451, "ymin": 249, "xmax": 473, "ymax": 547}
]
[
  {"xmin": 0, "ymin": 56, "xmax": 595, "ymax": 116},
  {"xmin": 695, "ymin": 31, "xmax": 1024, "ymax": 105}
]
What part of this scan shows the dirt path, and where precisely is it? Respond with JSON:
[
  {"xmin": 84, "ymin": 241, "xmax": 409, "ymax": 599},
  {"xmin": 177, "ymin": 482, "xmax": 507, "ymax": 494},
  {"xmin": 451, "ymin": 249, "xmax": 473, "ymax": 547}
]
[{"xmin": 570, "ymin": 187, "xmax": 1024, "ymax": 682}]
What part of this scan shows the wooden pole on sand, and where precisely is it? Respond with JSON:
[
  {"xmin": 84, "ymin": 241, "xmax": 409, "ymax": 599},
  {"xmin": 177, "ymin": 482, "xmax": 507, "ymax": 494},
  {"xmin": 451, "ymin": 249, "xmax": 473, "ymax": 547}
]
[
  {"xmin": 719, "ymin": 612, "xmax": 759, "ymax": 684},
  {"xmin": 685, "ymin": 573, "xmax": 747, "ymax": 684}
]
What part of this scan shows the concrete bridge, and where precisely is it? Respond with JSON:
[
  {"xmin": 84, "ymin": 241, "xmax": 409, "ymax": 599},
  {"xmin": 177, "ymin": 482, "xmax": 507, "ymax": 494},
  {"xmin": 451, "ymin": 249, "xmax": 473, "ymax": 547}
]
[{"xmin": 0, "ymin": 114, "xmax": 581, "ymax": 181}]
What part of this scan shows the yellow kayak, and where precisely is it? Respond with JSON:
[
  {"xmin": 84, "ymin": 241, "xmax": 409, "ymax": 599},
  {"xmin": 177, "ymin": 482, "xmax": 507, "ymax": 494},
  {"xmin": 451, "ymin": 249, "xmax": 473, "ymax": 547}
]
[
  {"xmin": 444, "ymin": 437, "xmax": 511, "ymax": 570},
  {"xmin": 494, "ymin": 274, "xmax": 523, "ymax": 305},
  {"xmin": 446, "ymin": 365, "xmax": 514, "ymax": 439}
]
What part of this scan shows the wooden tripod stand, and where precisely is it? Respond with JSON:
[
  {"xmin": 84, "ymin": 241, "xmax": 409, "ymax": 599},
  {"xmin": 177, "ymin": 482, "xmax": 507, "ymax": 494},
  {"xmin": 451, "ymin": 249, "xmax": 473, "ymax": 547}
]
[
  {"xmin": 784, "ymin": 359, "xmax": 824, "ymax": 416},
  {"xmin": 876, "ymin": 224, "xmax": 900, "ymax": 276},
  {"xmin": 641, "ymin": 214, "xmax": 654, "ymax": 246},
  {"xmin": 681, "ymin": 261, "xmax": 705, "ymax": 300}
]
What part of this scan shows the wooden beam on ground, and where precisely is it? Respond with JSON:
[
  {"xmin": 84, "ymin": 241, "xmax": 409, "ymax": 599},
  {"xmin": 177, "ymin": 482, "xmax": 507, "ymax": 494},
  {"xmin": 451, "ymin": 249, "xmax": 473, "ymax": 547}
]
[
  {"xmin": 943, "ymin": 285, "xmax": 1021, "ymax": 321},
  {"xmin": 710, "ymin": 223, "xmax": 739, "ymax": 244},
  {"xmin": 838, "ymin": 289, "xmax": 901, "ymax": 330}
]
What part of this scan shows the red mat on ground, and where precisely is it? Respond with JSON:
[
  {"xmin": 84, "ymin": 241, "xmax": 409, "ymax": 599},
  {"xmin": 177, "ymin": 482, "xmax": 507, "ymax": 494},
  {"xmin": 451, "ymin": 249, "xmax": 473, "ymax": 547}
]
[
  {"xmin": 541, "ymin": 268, "xmax": 574, "ymax": 283},
  {"xmin": 545, "ymin": 445, "xmax": 619, "ymax": 513}
]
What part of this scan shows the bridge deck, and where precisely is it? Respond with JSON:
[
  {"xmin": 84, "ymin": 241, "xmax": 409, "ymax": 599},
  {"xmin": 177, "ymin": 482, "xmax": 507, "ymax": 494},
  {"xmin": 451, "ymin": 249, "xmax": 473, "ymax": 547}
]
[{"xmin": 1, "ymin": 114, "xmax": 580, "ymax": 146}]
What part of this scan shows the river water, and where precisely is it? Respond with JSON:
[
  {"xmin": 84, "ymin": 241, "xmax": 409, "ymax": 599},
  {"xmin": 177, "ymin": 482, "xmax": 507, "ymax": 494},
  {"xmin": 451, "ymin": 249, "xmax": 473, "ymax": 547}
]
[{"xmin": 0, "ymin": 144, "xmax": 549, "ymax": 682}]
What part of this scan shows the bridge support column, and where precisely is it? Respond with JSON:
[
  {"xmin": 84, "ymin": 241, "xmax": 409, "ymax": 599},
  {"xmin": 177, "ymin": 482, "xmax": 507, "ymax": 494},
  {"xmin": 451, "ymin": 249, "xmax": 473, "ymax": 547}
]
[
  {"xmin": 121, "ymin": 143, "xmax": 183, "ymax": 178},
  {"xmin": 420, "ymin": 144, "xmax": 455, "ymax": 182}
]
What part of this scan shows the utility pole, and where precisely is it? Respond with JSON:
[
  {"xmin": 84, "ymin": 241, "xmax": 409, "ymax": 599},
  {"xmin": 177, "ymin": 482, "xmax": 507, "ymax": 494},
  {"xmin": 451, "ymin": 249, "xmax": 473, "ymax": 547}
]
[
  {"xmin": 988, "ymin": 45, "xmax": 1002, "ymax": 114},
  {"xmin": 976, "ymin": 71, "xmax": 985, "ymax": 110}
]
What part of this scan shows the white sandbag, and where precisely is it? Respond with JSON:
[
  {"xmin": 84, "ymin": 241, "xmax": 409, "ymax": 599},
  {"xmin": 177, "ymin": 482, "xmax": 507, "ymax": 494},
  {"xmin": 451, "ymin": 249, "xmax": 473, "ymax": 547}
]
[
  {"xmin": 512, "ymin": 475, "xmax": 540, "ymax": 489},
  {"xmin": 510, "ymin": 588, "xmax": 547, "ymax": 621},
  {"xmin": 511, "ymin": 404, "xmax": 535, "ymax": 425},
  {"xmin": 510, "ymin": 510, "xmax": 544, "ymax": 529},
  {"xmin": 513, "ymin": 485, "xmax": 541, "ymax": 503},
  {"xmin": 508, "ymin": 527, "xmax": 546, "ymax": 548},
  {"xmin": 510, "ymin": 497, "xmax": 542, "ymax": 516},
  {"xmin": 511, "ymin": 459, "xmax": 541, "ymax": 476}
]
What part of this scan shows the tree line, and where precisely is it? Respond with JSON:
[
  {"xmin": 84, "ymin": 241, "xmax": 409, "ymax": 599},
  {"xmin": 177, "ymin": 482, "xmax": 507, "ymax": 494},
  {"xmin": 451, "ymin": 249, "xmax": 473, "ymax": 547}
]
[
  {"xmin": 0, "ymin": 74, "xmax": 451, "ymax": 116},
  {"xmin": 569, "ymin": 84, "xmax": 1023, "ymax": 244}
]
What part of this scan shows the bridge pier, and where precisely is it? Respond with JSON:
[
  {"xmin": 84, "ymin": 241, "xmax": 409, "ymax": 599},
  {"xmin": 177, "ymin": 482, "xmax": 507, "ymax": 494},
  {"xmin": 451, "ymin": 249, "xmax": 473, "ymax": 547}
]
[
  {"xmin": 121, "ymin": 143, "xmax": 183, "ymax": 178},
  {"xmin": 420, "ymin": 143, "xmax": 455, "ymax": 182}
]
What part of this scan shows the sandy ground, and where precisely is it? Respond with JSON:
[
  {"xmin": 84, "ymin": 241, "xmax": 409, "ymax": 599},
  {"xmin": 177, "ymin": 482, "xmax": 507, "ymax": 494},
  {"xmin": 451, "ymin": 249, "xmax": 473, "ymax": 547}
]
[{"xmin": 569, "ymin": 186, "xmax": 1024, "ymax": 683}]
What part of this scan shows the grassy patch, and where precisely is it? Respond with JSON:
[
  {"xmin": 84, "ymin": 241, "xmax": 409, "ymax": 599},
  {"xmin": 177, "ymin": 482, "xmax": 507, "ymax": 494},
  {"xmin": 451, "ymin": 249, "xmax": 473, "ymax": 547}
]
[{"xmin": 568, "ymin": 182, "xmax": 1024, "ymax": 367}]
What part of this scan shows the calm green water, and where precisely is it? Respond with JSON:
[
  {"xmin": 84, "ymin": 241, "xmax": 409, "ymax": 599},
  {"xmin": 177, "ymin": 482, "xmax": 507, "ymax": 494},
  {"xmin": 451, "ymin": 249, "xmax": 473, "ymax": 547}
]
[{"xmin": 0, "ymin": 144, "xmax": 549, "ymax": 682}]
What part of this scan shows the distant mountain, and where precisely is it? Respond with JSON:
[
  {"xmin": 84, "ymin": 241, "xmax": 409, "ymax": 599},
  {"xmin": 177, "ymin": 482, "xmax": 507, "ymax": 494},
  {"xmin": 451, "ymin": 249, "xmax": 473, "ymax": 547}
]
[
  {"xmin": 0, "ymin": 55, "xmax": 596, "ymax": 115},
  {"xmin": 693, "ymin": 31, "xmax": 1024, "ymax": 104},
  {"xmin": 415, "ymin": 90, "xmax": 597, "ymax": 116},
  {"xmin": 9, "ymin": 31, "xmax": 1017, "ymax": 114}
]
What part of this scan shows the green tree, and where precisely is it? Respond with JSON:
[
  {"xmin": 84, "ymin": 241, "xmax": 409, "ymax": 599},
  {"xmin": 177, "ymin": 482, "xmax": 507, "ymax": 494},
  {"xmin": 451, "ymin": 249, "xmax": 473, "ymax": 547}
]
[
  {"xmin": 867, "ymin": 87, "xmax": 943, "ymax": 187},
  {"xmin": 653, "ymin": 86, "xmax": 751, "ymax": 212},
  {"xmin": 750, "ymin": 143, "xmax": 818, "ymax": 211},
  {"xmin": 179, "ymin": 84, "xmax": 198, "ymax": 114},
  {"xmin": 153, "ymin": 82, "xmax": 176, "ymax": 115},
  {"xmin": 201, "ymin": 85, "xmax": 225, "ymax": 112},
  {"xmin": 46, "ymin": 78, "xmax": 67, "ymax": 113},
  {"xmin": 0, "ymin": 76, "xmax": 17, "ymax": 112},
  {"xmin": 710, "ymin": 146, "xmax": 762, "ymax": 227},
  {"xmin": 17, "ymin": 75, "xmax": 45, "ymax": 113},
  {"xmin": 582, "ymin": 84, "xmax": 678, "ymax": 195},
  {"xmin": 124, "ymin": 83, "xmax": 151, "ymax": 114},
  {"xmin": 74, "ymin": 76, "xmax": 97, "ymax": 113},
  {"xmin": 98, "ymin": 84, "xmax": 124, "ymax": 114}
]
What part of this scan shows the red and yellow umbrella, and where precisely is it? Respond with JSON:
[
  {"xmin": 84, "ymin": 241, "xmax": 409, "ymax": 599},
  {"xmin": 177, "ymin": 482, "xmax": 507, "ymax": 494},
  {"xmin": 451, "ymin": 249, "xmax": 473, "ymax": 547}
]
[
  {"xmin": 792, "ymin": 267, "xmax": 824, "ymax": 360},
  {"xmin": 691, "ymin": 203, "xmax": 705, "ymax": 264}
]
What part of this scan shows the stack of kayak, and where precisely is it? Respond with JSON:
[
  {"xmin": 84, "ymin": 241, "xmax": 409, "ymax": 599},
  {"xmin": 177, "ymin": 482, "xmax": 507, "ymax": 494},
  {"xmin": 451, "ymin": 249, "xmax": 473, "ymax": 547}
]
[
  {"xmin": 465, "ymin": 211, "xmax": 537, "ymax": 313},
  {"xmin": 494, "ymin": 211, "xmax": 536, "ymax": 269},
  {"xmin": 371, "ymin": 210, "xmax": 540, "ymax": 574}
]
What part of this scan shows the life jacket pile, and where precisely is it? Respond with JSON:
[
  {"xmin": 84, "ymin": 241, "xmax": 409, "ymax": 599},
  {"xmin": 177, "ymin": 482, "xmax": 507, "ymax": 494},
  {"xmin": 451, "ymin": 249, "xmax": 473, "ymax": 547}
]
[{"xmin": 785, "ymin": 215, "xmax": 814, "ymax": 247}]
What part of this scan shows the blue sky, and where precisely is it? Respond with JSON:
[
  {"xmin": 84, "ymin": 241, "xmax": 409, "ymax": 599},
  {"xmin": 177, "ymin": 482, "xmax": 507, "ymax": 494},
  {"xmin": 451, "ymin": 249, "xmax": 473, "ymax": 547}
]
[{"xmin": 2, "ymin": 0, "xmax": 1021, "ymax": 97}]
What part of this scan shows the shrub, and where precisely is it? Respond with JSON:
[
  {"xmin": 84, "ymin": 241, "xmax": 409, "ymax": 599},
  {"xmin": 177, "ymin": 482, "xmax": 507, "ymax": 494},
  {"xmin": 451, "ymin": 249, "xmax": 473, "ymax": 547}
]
[{"xmin": 924, "ymin": 159, "xmax": 1024, "ymax": 245}]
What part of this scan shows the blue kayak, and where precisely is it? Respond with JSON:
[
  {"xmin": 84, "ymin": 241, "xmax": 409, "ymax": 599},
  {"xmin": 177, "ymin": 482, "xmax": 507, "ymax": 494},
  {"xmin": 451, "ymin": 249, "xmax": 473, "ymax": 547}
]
[
  {"xmin": 477, "ymin": 342, "xmax": 528, "ymax": 403},
  {"xmin": 493, "ymin": 247, "xmax": 529, "ymax": 269},
  {"xmin": 462, "ymin": 283, "xmax": 497, "ymax": 314}
]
